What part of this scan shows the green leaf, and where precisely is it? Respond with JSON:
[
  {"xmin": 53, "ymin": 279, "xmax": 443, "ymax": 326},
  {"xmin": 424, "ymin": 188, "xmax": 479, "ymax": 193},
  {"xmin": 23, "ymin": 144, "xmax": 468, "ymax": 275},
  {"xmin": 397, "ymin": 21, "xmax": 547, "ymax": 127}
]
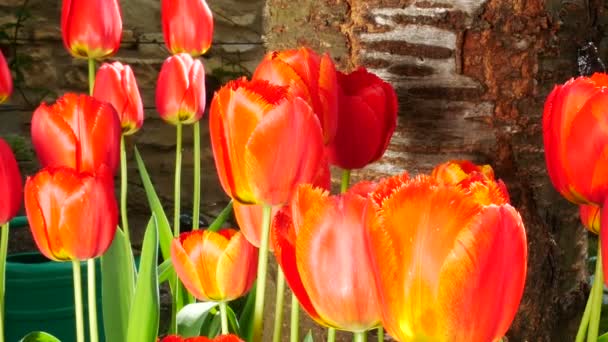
[
  {"xmin": 101, "ymin": 228, "xmax": 136, "ymax": 341},
  {"xmin": 224, "ymin": 304, "xmax": 241, "ymax": 335},
  {"xmin": 238, "ymin": 281, "xmax": 256, "ymax": 341},
  {"xmin": 126, "ymin": 215, "xmax": 160, "ymax": 341},
  {"xmin": 19, "ymin": 332, "xmax": 61, "ymax": 342},
  {"xmin": 303, "ymin": 330, "xmax": 314, "ymax": 342},
  {"xmin": 599, "ymin": 332, "xmax": 608, "ymax": 342},
  {"xmin": 158, "ymin": 257, "xmax": 175, "ymax": 284},
  {"xmin": 208, "ymin": 200, "xmax": 234, "ymax": 232},
  {"xmin": 177, "ymin": 302, "xmax": 219, "ymax": 337},
  {"xmin": 134, "ymin": 146, "xmax": 174, "ymax": 261}
]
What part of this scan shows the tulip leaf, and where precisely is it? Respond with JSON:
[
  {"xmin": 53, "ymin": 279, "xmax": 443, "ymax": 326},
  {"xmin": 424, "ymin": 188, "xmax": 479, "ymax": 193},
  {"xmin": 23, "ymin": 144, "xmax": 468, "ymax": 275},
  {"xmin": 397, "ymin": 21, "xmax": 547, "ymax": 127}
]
[
  {"xmin": 126, "ymin": 215, "xmax": 160, "ymax": 341},
  {"xmin": 237, "ymin": 281, "xmax": 256, "ymax": 341},
  {"xmin": 19, "ymin": 332, "xmax": 61, "ymax": 342},
  {"xmin": 177, "ymin": 302, "xmax": 219, "ymax": 337},
  {"xmin": 101, "ymin": 228, "xmax": 136, "ymax": 342},
  {"xmin": 134, "ymin": 146, "xmax": 173, "ymax": 261},
  {"xmin": 599, "ymin": 332, "xmax": 608, "ymax": 342},
  {"xmin": 225, "ymin": 303, "xmax": 241, "ymax": 335},
  {"xmin": 158, "ymin": 257, "xmax": 175, "ymax": 284},
  {"xmin": 208, "ymin": 200, "xmax": 234, "ymax": 232},
  {"xmin": 303, "ymin": 330, "xmax": 314, "ymax": 342}
]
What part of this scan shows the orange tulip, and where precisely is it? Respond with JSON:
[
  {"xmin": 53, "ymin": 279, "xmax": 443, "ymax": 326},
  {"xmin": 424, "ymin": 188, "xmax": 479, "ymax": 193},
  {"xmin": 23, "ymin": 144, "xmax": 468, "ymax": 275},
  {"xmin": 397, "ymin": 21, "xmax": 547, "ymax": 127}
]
[
  {"xmin": 252, "ymin": 47, "xmax": 338, "ymax": 144},
  {"xmin": 543, "ymin": 73, "xmax": 608, "ymax": 205},
  {"xmin": 93, "ymin": 62, "xmax": 144, "ymax": 135},
  {"xmin": 271, "ymin": 184, "xmax": 382, "ymax": 332},
  {"xmin": 24, "ymin": 166, "xmax": 118, "ymax": 261},
  {"xmin": 162, "ymin": 0, "xmax": 214, "ymax": 56},
  {"xmin": 159, "ymin": 335, "xmax": 244, "ymax": 342},
  {"xmin": 0, "ymin": 51, "xmax": 12, "ymax": 104},
  {"xmin": 366, "ymin": 174, "xmax": 527, "ymax": 341},
  {"xmin": 0, "ymin": 138, "xmax": 22, "ymax": 225},
  {"xmin": 171, "ymin": 229, "xmax": 257, "ymax": 301},
  {"xmin": 61, "ymin": 0, "xmax": 122, "ymax": 59},
  {"xmin": 580, "ymin": 204, "xmax": 600, "ymax": 234},
  {"xmin": 327, "ymin": 67, "xmax": 397, "ymax": 169},
  {"xmin": 209, "ymin": 78, "xmax": 325, "ymax": 205},
  {"xmin": 156, "ymin": 53, "xmax": 206, "ymax": 125},
  {"xmin": 31, "ymin": 93, "xmax": 121, "ymax": 174}
]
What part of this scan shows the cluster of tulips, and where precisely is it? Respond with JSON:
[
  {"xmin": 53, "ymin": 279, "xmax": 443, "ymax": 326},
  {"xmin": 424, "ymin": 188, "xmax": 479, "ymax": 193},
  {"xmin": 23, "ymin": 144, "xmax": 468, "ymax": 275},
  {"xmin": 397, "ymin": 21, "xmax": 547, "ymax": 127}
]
[{"xmin": 0, "ymin": 0, "xmax": 537, "ymax": 341}]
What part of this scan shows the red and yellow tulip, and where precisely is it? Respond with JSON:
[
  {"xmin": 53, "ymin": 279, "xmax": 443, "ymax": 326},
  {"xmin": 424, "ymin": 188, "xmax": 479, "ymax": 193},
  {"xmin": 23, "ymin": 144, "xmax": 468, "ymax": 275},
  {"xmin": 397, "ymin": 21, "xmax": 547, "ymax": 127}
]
[
  {"xmin": 171, "ymin": 229, "xmax": 257, "ymax": 302},
  {"xmin": 24, "ymin": 166, "xmax": 118, "ymax": 261},
  {"xmin": 328, "ymin": 67, "xmax": 397, "ymax": 169},
  {"xmin": 0, "ymin": 138, "xmax": 22, "ymax": 225},
  {"xmin": 61, "ymin": 0, "xmax": 122, "ymax": 59},
  {"xmin": 93, "ymin": 62, "xmax": 144, "ymax": 135},
  {"xmin": 30, "ymin": 93, "xmax": 121, "ymax": 174},
  {"xmin": 367, "ymin": 174, "xmax": 527, "ymax": 341},
  {"xmin": 580, "ymin": 204, "xmax": 600, "ymax": 234},
  {"xmin": 0, "ymin": 51, "xmax": 12, "ymax": 104},
  {"xmin": 209, "ymin": 78, "xmax": 325, "ymax": 205},
  {"xmin": 162, "ymin": 0, "xmax": 214, "ymax": 56}
]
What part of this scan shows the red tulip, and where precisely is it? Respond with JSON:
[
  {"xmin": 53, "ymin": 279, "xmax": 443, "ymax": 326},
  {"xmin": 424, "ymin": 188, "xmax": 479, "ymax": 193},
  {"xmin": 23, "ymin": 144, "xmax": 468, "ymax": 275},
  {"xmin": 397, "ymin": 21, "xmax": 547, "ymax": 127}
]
[
  {"xmin": 159, "ymin": 335, "xmax": 244, "ymax": 342},
  {"xmin": 61, "ymin": 0, "xmax": 122, "ymax": 59},
  {"xmin": 31, "ymin": 93, "xmax": 121, "ymax": 174},
  {"xmin": 271, "ymin": 184, "xmax": 382, "ymax": 332},
  {"xmin": 580, "ymin": 204, "xmax": 600, "ymax": 234},
  {"xmin": 0, "ymin": 51, "xmax": 12, "ymax": 104},
  {"xmin": 209, "ymin": 78, "xmax": 325, "ymax": 205},
  {"xmin": 171, "ymin": 229, "xmax": 257, "ymax": 301},
  {"xmin": 93, "ymin": 62, "xmax": 144, "ymax": 135},
  {"xmin": 156, "ymin": 53, "xmax": 206, "ymax": 125},
  {"xmin": 162, "ymin": 0, "xmax": 214, "ymax": 56},
  {"xmin": 0, "ymin": 138, "xmax": 22, "ymax": 225},
  {"xmin": 366, "ymin": 174, "xmax": 527, "ymax": 341},
  {"xmin": 252, "ymin": 47, "xmax": 338, "ymax": 144},
  {"xmin": 327, "ymin": 67, "xmax": 397, "ymax": 169},
  {"xmin": 24, "ymin": 166, "xmax": 118, "ymax": 261}
]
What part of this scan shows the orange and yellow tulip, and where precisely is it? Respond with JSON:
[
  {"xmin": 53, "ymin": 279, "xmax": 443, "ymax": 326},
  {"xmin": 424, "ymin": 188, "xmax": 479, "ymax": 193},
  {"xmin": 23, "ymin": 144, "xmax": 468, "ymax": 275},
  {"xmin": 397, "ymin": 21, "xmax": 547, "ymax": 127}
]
[
  {"xmin": 24, "ymin": 166, "xmax": 118, "ymax": 261},
  {"xmin": 93, "ymin": 62, "xmax": 144, "ymax": 135},
  {"xmin": 271, "ymin": 184, "xmax": 382, "ymax": 332},
  {"xmin": 0, "ymin": 138, "xmax": 22, "ymax": 225},
  {"xmin": 209, "ymin": 78, "xmax": 325, "ymax": 205},
  {"xmin": 0, "ymin": 51, "xmax": 12, "ymax": 104},
  {"xmin": 30, "ymin": 93, "xmax": 121, "ymax": 174},
  {"xmin": 171, "ymin": 229, "xmax": 257, "ymax": 302},
  {"xmin": 162, "ymin": 0, "xmax": 214, "ymax": 56},
  {"xmin": 580, "ymin": 204, "xmax": 600, "ymax": 234},
  {"xmin": 366, "ymin": 174, "xmax": 527, "ymax": 341},
  {"xmin": 252, "ymin": 47, "xmax": 338, "ymax": 144},
  {"xmin": 61, "ymin": 0, "xmax": 122, "ymax": 59}
]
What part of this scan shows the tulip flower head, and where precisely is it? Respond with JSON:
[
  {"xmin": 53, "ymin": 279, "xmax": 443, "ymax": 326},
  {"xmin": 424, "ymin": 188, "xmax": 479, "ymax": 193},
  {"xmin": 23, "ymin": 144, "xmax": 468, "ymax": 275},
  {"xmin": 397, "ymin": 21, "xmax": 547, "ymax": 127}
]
[
  {"xmin": 162, "ymin": 0, "xmax": 214, "ymax": 56},
  {"xmin": 31, "ymin": 93, "xmax": 121, "ymax": 174},
  {"xmin": 209, "ymin": 78, "xmax": 325, "ymax": 205},
  {"xmin": 61, "ymin": 0, "xmax": 123, "ymax": 59},
  {"xmin": 366, "ymin": 174, "xmax": 527, "ymax": 341},
  {"xmin": 171, "ymin": 229, "xmax": 257, "ymax": 302},
  {"xmin": 0, "ymin": 50, "xmax": 12, "ymax": 104},
  {"xmin": 580, "ymin": 204, "xmax": 600, "ymax": 234},
  {"xmin": 156, "ymin": 53, "xmax": 206, "ymax": 125},
  {"xmin": 328, "ymin": 67, "xmax": 397, "ymax": 169},
  {"xmin": 93, "ymin": 62, "xmax": 144, "ymax": 135},
  {"xmin": 24, "ymin": 166, "xmax": 118, "ymax": 261},
  {"xmin": 0, "ymin": 138, "xmax": 22, "ymax": 225}
]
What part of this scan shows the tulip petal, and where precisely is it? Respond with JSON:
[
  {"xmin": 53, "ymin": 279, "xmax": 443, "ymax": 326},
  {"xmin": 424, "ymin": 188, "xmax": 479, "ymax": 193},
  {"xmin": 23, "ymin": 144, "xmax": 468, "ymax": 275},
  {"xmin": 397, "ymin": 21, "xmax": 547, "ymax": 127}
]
[
  {"xmin": 180, "ymin": 59, "xmax": 206, "ymax": 124},
  {"xmin": 0, "ymin": 139, "xmax": 22, "ymax": 224},
  {"xmin": 233, "ymin": 202, "xmax": 280, "ymax": 249},
  {"xmin": 216, "ymin": 231, "xmax": 257, "ymax": 300},
  {"xmin": 157, "ymin": 55, "xmax": 191, "ymax": 124},
  {"xmin": 317, "ymin": 54, "xmax": 338, "ymax": 143},
  {"xmin": 171, "ymin": 233, "xmax": 207, "ymax": 300},
  {"xmin": 31, "ymin": 103, "xmax": 78, "ymax": 170},
  {"xmin": 24, "ymin": 172, "xmax": 56, "ymax": 260}
]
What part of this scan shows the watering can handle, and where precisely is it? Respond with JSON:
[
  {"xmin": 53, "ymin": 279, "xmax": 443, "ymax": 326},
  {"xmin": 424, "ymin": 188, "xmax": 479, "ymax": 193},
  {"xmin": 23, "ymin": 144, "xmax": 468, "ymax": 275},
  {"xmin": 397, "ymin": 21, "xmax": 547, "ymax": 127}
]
[{"xmin": 8, "ymin": 216, "xmax": 28, "ymax": 228}]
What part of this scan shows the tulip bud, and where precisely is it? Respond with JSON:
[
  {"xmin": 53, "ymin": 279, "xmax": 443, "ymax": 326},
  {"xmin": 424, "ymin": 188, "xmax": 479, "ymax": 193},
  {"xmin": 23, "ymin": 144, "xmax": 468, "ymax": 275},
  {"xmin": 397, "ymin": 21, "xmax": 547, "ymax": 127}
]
[
  {"xmin": 0, "ymin": 138, "xmax": 22, "ymax": 225},
  {"xmin": 162, "ymin": 0, "xmax": 214, "ymax": 57},
  {"xmin": 0, "ymin": 51, "xmax": 12, "ymax": 104}
]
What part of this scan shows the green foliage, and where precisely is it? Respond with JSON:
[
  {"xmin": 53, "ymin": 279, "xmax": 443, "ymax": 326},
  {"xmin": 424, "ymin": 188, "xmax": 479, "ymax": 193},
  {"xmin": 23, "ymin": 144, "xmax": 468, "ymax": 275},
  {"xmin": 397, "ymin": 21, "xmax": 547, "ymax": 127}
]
[
  {"xmin": 0, "ymin": 134, "xmax": 33, "ymax": 161},
  {"xmin": 19, "ymin": 332, "xmax": 61, "ymax": 342}
]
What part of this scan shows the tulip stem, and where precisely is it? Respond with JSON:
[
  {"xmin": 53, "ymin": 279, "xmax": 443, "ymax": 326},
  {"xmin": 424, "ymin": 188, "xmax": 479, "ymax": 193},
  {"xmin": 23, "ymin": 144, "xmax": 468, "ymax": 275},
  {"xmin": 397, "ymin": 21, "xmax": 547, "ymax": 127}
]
[
  {"xmin": 273, "ymin": 269, "xmax": 286, "ymax": 342},
  {"xmin": 328, "ymin": 328, "xmax": 336, "ymax": 342},
  {"xmin": 341, "ymin": 169, "xmax": 351, "ymax": 193},
  {"xmin": 193, "ymin": 121, "xmax": 201, "ymax": 230},
  {"xmin": 174, "ymin": 122, "xmax": 183, "ymax": 237},
  {"xmin": 588, "ymin": 241, "xmax": 603, "ymax": 342},
  {"xmin": 252, "ymin": 204, "xmax": 273, "ymax": 342},
  {"xmin": 87, "ymin": 259, "xmax": 99, "ymax": 342},
  {"xmin": 377, "ymin": 328, "xmax": 384, "ymax": 342},
  {"xmin": 353, "ymin": 332, "xmax": 367, "ymax": 342},
  {"xmin": 290, "ymin": 294, "xmax": 300, "ymax": 342},
  {"xmin": 219, "ymin": 301, "xmax": 229, "ymax": 335},
  {"xmin": 120, "ymin": 135, "xmax": 131, "ymax": 245},
  {"xmin": 88, "ymin": 58, "xmax": 96, "ymax": 95},
  {"xmin": 576, "ymin": 279, "xmax": 594, "ymax": 342},
  {"xmin": 0, "ymin": 222, "xmax": 9, "ymax": 342},
  {"xmin": 72, "ymin": 261, "xmax": 85, "ymax": 342}
]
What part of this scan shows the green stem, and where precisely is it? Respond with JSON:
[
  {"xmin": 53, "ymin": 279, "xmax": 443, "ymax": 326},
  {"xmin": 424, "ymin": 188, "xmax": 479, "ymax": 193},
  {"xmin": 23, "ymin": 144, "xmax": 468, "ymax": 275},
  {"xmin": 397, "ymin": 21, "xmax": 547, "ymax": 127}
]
[
  {"xmin": 273, "ymin": 269, "xmax": 286, "ymax": 342},
  {"xmin": 193, "ymin": 122, "xmax": 201, "ymax": 230},
  {"xmin": 72, "ymin": 261, "xmax": 85, "ymax": 342},
  {"xmin": 219, "ymin": 301, "xmax": 229, "ymax": 335},
  {"xmin": 0, "ymin": 222, "xmax": 9, "ymax": 342},
  {"xmin": 290, "ymin": 294, "xmax": 299, "ymax": 342},
  {"xmin": 353, "ymin": 332, "xmax": 367, "ymax": 342},
  {"xmin": 377, "ymin": 328, "xmax": 384, "ymax": 342},
  {"xmin": 173, "ymin": 123, "xmax": 183, "ymax": 237},
  {"xmin": 576, "ymin": 282, "xmax": 594, "ymax": 342},
  {"xmin": 252, "ymin": 205, "xmax": 273, "ymax": 342},
  {"xmin": 341, "ymin": 169, "xmax": 351, "ymax": 193},
  {"xmin": 588, "ymin": 241, "xmax": 604, "ymax": 342},
  {"xmin": 120, "ymin": 135, "xmax": 130, "ymax": 245},
  {"xmin": 87, "ymin": 259, "xmax": 99, "ymax": 342},
  {"xmin": 328, "ymin": 328, "xmax": 336, "ymax": 342},
  {"xmin": 88, "ymin": 58, "xmax": 96, "ymax": 95}
]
